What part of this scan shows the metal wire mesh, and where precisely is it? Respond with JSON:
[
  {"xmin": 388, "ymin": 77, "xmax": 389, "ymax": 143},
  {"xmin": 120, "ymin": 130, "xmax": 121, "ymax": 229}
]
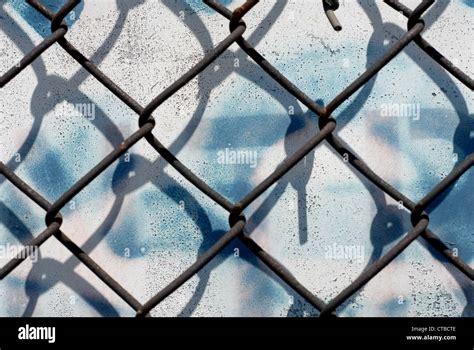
[{"xmin": 0, "ymin": 0, "xmax": 472, "ymax": 317}]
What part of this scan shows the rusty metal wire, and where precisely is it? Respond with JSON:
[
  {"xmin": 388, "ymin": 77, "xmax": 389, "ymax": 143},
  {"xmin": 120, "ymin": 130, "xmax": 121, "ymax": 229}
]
[{"xmin": 0, "ymin": 0, "xmax": 472, "ymax": 318}]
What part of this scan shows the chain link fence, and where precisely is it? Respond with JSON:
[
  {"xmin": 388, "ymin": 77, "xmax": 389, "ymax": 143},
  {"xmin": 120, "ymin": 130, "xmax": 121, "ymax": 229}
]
[{"xmin": 0, "ymin": 0, "xmax": 472, "ymax": 317}]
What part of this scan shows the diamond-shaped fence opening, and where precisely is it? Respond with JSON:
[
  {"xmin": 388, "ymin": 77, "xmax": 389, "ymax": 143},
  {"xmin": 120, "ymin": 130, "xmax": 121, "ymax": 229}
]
[{"xmin": 0, "ymin": 0, "xmax": 472, "ymax": 317}]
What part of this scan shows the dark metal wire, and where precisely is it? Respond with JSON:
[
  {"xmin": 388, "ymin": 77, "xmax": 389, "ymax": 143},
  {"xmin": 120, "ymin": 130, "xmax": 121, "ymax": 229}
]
[
  {"xmin": 323, "ymin": 0, "xmax": 342, "ymax": 31},
  {"xmin": 0, "ymin": 0, "xmax": 472, "ymax": 318}
]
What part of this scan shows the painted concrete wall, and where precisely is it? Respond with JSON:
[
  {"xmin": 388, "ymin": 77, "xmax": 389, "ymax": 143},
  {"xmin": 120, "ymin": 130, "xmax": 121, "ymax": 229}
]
[{"xmin": 0, "ymin": 0, "xmax": 472, "ymax": 316}]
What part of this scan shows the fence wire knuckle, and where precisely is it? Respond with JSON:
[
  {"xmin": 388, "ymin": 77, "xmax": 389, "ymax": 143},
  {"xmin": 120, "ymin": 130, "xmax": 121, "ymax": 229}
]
[{"xmin": 0, "ymin": 0, "xmax": 472, "ymax": 317}]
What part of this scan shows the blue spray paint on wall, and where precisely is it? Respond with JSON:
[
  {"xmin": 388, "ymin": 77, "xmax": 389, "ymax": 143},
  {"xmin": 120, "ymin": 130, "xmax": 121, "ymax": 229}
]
[{"xmin": 8, "ymin": 0, "xmax": 83, "ymax": 36}]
